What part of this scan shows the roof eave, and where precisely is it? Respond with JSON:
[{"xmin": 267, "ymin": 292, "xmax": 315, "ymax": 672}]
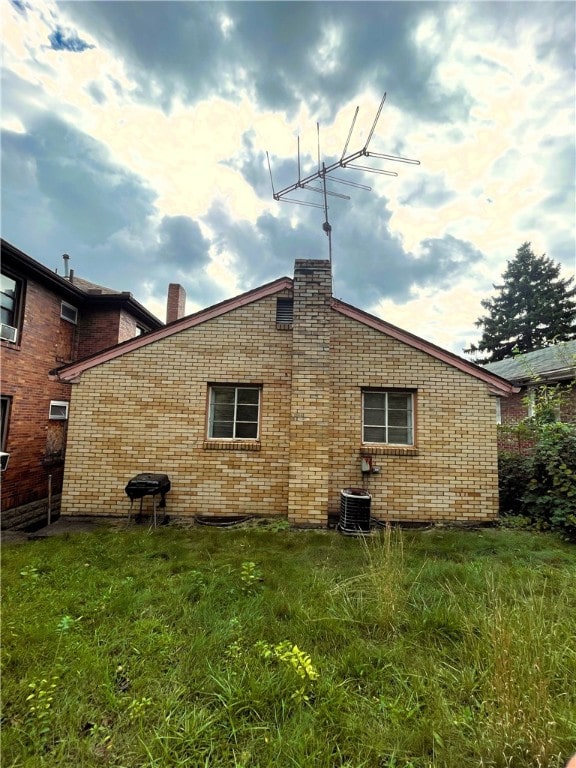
[
  {"xmin": 55, "ymin": 276, "xmax": 293, "ymax": 382},
  {"xmin": 332, "ymin": 299, "xmax": 519, "ymax": 396}
]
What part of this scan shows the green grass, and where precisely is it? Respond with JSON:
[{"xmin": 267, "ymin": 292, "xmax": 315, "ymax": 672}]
[{"xmin": 1, "ymin": 525, "xmax": 575, "ymax": 767}]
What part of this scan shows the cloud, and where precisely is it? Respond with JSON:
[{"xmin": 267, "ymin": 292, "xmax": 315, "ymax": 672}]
[
  {"xmin": 47, "ymin": 26, "xmax": 94, "ymax": 52},
  {"xmin": 59, "ymin": 2, "xmax": 473, "ymax": 122},
  {"xmin": 3, "ymin": 0, "xmax": 574, "ymax": 352},
  {"xmin": 158, "ymin": 215, "xmax": 211, "ymax": 270}
]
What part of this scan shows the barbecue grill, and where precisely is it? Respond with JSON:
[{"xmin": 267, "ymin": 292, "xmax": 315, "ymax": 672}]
[{"xmin": 125, "ymin": 473, "xmax": 171, "ymax": 527}]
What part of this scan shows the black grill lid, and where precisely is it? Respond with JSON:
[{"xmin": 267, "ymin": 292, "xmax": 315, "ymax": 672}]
[{"xmin": 125, "ymin": 473, "xmax": 171, "ymax": 499}]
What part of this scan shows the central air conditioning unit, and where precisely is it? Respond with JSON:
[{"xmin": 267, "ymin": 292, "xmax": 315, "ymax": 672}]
[
  {"xmin": 339, "ymin": 488, "xmax": 372, "ymax": 534},
  {"xmin": 0, "ymin": 324, "xmax": 17, "ymax": 343}
]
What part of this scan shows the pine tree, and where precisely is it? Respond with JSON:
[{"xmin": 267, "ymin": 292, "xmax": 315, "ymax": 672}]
[{"xmin": 467, "ymin": 242, "xmax": 576, "ymax": 364}]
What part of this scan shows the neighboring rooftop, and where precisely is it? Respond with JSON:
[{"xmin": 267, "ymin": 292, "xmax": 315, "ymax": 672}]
[
  {"xmin": 1, "ymin": 239, "xmax": 163, "ymax": 331},
  {"xmin": 484, "ymin": 340, "xmax": 576, "ymax": 384}
]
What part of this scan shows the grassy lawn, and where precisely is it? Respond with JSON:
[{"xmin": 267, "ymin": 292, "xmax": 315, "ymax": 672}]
[{"xmin": 2, "ymin": 524, "xmax": 575, "ymax": 767}]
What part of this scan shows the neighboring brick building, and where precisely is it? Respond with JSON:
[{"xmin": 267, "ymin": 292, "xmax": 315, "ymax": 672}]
[
  {"xmin": 54, "ymin": 259, "xmax": 516, "ymax": 527},
  {"xmin": 1, "ymin": 240, "xmax": 163, "ymax": 530},
  {"xmin": 485, "ymin": 341, "xmax": 576, "ymax": 426}
]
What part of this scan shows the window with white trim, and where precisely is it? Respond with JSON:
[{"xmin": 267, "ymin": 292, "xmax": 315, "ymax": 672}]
[
  {"xmin": 208, "ymin": 386, "xmax": 260, "ymax": 439},
  {"xmin": 60, "ymin": 301, "xmax": 78, "ymax": 325},
  {"xmin": 49, "ymin": 401, "xmax": 69, "ymax": 420},
  {"xmin": 1, "ymin": 270, "xmax": 22, "ymax": 343},
  {"xmin": 362, "ymin": 390, "xmax": 414, "ymax": 445}
]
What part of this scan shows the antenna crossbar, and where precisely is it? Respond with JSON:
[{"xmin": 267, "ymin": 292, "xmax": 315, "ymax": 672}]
[{"xmin": 266, "ymin": 92, "xmax": 420, "ymax": 261}]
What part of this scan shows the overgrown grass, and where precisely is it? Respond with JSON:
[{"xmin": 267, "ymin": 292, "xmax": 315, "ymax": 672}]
[{"xmin": 2, "ymin": 525, "xmax": 575, "ymax": 767}]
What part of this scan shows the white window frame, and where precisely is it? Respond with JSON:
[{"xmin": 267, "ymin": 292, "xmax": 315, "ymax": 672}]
[
  {"xmin": 49, "ymin": 400, "xmax": 69, "ymax": 420},
  {"xmin": 60, "ymin": 301, "xmax": 78, "ymax": 325},
  {"xmin": 495, "ymin": 398, "xmax": 502, "ymax": 424},
  {"xmin": 1, "ymin": 270, "xmax": 22, "ymax": 344},
  {"xmin": 208, "ymin": 385, "xmax": 261, "ymax": 440},
  {"xmin": 362, "ymin": 390, "xmax": 414, "ymax": 446}
]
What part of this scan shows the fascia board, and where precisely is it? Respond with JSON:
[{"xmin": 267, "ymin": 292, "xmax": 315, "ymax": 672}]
[
  {"xmin": 55, "ymin": 277, "xmax": 293, "ymax": 382},
  {"xmin": 332, "ymin": 299, "xmax": 520, "ymax": 396}
]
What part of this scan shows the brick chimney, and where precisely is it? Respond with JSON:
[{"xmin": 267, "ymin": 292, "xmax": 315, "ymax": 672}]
[
  {"xmin": 288, "ymin": 259, "xmax": 332, "ymax": 526},
  {"xmin": 166, "ymin": 283, "xmax": 186, "ymax": 323}
]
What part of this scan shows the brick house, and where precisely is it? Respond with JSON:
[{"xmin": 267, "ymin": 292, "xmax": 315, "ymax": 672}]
[
  {"xmin": 54, "ymin": 259, "xmax": 516, "ymax": 527},
  {"xmin": 1, "ymin": 239, "xmax": 163, "ymax": 530},
  {"xmin": 485, "ymin": 341, "xmax": 576, "ymax": 426}
]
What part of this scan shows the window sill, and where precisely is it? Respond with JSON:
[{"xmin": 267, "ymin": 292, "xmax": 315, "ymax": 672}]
[
  {"xmin": 1, "ymin": 339, "xmax": 21, "ymax": 351},
  {"xmin": 360, "ymin": 446, "xmax": 419, "ymax": 457},
  {"xmin": 203, "ymin": 440, "xmax": 261, "ymax": 452}
]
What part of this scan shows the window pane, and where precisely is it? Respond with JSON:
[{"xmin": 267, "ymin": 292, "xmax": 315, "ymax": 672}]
[
  {"xmin": 364, "ymin": 392, "xmax": 386, "ymax": 410},
  {"xmin": 237, "ymin": 389, "xmax": 259, "ymax": 405},
  {"xmin": 388, "ymin": 427, "xmax": 411, "ymax": 444},
  {"xmin": 364, "ymin": 408, "xmax": 386, "ymax": 426},
  {"xmin": 213, "ymin": 388, "xmax": 235, "ymax": 404},
  {"xmin": 388, "ymin": 410, "xmax": 409, "ymax": 427},
  {"xmin": 212, "ymin": 421, "xmax": 234, "ymax": 438},
  {"xmin": 209, "ymin": 386, "xmax": 260, "ymax": 440},
  {"xmin": 388, "ymin": 394, "xmax": 410, "ymax": 410},
  {"xmin": 236, "ymin": 422, "xmax": 258, "ymax": 439},
  {"xmin": 213, "ymin": 404, "xmax": 235, "ymax": 421},
  {"xmin": 1, "ymin": 273, "xmax": 16, "ymax": 326},
  {"xmin": 362, "ymin": 391, "xmax": 414, "ymax": 445},
  {"xmin": 364, "ymin": 426, "xmax": 386, "ymax": 442},
  {"xmin": 236, "ymin": 404, "xmax": 258, "ymax": 422}
]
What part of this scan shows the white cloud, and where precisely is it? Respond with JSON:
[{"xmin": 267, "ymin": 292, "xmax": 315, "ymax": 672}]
[{"xmin": 2, "ymin": 0, "xmax": 574, "ymax": 353}]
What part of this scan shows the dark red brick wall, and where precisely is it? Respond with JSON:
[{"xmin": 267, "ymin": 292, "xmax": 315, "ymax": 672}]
[
  {"xmin": 1, "ymin": 271, "xmax": 157, "ymax": 525},
  {"xmin": 1, "ymin": 280, "xmax": 74, "ymax": 512},
  {"xmin": 76, "ymin": 309, "xmax": 143, "ymax": 358},
  {"xmin": 77, "ymin": 309, "xmax": 121, "ymax": 358},
  {"xmin": 500, "ymin": 385, "xmax": 576, "ymax": 424}
]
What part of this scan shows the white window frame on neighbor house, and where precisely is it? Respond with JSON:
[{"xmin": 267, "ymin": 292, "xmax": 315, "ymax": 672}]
[
  {"xmin": 362, "ymin": 389, "xmax": 414, "ymax": 446},
  {"xmin": 1, "ymin": 270, "xmax": 23, "ymax": 344},
  {"xmin": 60, "ymin": 301, "xmax": 78, "ymax": 325},
  {"xmin": 207, "ymin": 385, "xmax": 261, "ymax": 440},
  {"xmin": 49, "ymin": 400, "xmax": 69, "ymax": 420}
]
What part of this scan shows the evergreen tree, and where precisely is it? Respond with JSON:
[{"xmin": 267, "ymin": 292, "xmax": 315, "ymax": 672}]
[{"xmin": 467, "ymin": 242, "xmax": 576, "ymax": 364}]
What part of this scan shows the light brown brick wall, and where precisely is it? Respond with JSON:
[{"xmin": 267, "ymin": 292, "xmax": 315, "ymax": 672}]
[
  {"xmin": 287, "ymin": 261, "xmax": 332, "ymax": 525},
  {"xmin": 61, "ymin": 278, "xmax": 499, "ymax": 524},
  {"xmin": 62, "ymin": 293, "xmax": 294, "ymax": 519},
  {"xmin": 328, "ymin": 313, "xmax": 499, "ymax": 523}
]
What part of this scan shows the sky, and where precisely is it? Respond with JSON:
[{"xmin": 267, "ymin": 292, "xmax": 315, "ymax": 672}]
[{"xmin": 2, "ymin": 0, "xmax": 575, "ymax": 356}]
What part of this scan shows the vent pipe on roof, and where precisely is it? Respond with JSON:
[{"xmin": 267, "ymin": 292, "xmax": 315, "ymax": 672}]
[{"xmin": 63, "ymin": 254, "xmax": 70, "ymax": 279}]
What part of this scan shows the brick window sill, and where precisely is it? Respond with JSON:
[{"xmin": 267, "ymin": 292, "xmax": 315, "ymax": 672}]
[
  {"xmin": 203, "ymin": 440, "xmax": 261, "ymax": 452},
  {"xmin": 1, "ymin": 340, "xmax": 21, "ymax": 351},
  {"xmin": 360, "ymin": 446, "xmax": 419, "ymax": 457}
]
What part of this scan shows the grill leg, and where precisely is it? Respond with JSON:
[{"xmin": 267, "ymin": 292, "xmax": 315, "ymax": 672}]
[
  {"xmin": 152, "ymin": 496, "xmax": 157, "ymax": 528},
  {"xmin": 127, "ymin": 498, "xmax": 134, "ymax": 525}
]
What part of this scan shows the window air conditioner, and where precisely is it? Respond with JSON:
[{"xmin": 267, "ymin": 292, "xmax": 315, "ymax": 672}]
[
  {"xmin": 0, "ymin": 452, "xmax": 10, "ymax": 472},
  {"xmin": 0, "ymin": 324, "xmax": 17, "ymax": 343}
]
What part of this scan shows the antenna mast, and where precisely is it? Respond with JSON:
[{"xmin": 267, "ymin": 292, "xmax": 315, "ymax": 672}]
[{"xmin": 267, "ymin": 93, "xmax": 420, "ymax": 261}]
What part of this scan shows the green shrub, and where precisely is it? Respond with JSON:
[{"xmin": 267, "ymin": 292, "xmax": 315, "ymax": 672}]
[
  {"xmin": 498, "ymin": 451, "xmax": 533, "ymax": 516},
  {"xmin": 523, "ymin": 422, "xmax": 576, "ymax": 540},
  {"xmin": 499, "ymin": 422, "xmax": 576, "ymax": 540}
]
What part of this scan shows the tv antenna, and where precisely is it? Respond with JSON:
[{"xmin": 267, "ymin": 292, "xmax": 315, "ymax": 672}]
[{"xmin": 267, "ymin": 93, "xmax": 420, "ymax": 262}]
